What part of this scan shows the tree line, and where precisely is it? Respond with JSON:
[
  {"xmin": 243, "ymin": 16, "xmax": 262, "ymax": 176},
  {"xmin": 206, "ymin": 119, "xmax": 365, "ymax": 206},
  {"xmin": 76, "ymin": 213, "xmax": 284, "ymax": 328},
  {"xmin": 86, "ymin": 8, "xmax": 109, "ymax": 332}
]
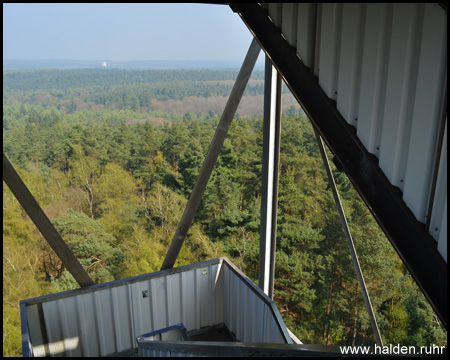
[
  {"xmin": 3, "ymin": 69, "xmax": 446, "ymax": 356},
  {"xmin": 3, "ymin": 68, "xmax": 267, "ymax": 111}
]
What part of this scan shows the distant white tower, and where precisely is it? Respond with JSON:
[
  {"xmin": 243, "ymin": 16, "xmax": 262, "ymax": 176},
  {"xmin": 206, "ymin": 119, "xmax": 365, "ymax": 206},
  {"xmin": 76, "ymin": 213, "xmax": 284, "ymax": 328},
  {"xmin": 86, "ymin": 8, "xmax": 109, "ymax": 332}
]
[{"xmin": 101, "ymin": 61, "xmax": 107, "ymax": 67}]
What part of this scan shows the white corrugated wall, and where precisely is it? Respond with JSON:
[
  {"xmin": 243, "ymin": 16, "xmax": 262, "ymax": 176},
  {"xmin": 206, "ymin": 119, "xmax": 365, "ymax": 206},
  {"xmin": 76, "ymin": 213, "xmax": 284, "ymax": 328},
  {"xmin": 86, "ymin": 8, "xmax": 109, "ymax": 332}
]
[
  {"xmin": 261, "ymin": 3, "xmax": 447, "ymax": 262},
  {"xmin": 25, "ymin": 261, "xmax": 223, "ymax": 357},
  {"xmin": 222, "ymin": 262, "xmax": 292, "ymax": 344},
  {"xmin": 22, "ymin": 258, "xmax": 291, "ymax": 357}
]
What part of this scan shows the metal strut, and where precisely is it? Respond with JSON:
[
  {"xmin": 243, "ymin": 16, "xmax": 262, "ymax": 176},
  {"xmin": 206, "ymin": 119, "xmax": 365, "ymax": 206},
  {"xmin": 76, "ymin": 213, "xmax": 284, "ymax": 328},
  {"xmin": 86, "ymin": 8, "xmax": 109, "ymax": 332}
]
[
  {"xmin": 160, "ymin": 38, "xmax": 261, "ymax": 270},
  {"xmin": 258, "ymin": 57, "xmax": 282, "ymax": 299},
  {"xmin": 313, "ymin": 130, "xmax": 384, "ymax": 347}
]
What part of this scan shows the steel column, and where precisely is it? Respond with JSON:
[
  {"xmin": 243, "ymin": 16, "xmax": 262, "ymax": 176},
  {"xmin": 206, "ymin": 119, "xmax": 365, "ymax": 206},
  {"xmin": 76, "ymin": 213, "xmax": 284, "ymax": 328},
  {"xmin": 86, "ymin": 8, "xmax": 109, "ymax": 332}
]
[
  {"xmin": 160, "ymin": 38, "xmax": 261, "ymax": 270},
  {"xmin": 3, "ymin": 152, "xmax": 94, "ymax": 288},
  {"xmin": 259, "ymin": 57, "xmax": 282, "ymax": 298},
  {"xmin": 232, "ymin": 3, "xmax": 447, "ymax": 327}
]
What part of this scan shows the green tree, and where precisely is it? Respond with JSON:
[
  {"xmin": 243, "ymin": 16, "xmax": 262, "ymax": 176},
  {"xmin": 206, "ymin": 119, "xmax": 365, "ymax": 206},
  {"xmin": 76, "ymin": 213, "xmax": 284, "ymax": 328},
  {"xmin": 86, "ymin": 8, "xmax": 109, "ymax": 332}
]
[
  {"xmin": 68, "ymin": 147, "xmax": 101, "ymax": 219},
  {"xmin": 130, "ymin": 120, "xmax": 161, "ymax": 188},
  {"xmin": 52, "ymin": 210, "xmax": 125, "ymax": 287},
  {"xmin": 96, "ymin": 163, "xmax": 141, "ymax": 245},
  {"xmin": 177, "ymin": 138, "xmax": 204, "ymax": 196},
  {"xmin": 161, "ymin": 121, "xmax": 189, "ymax": 173},
  {"xmin": 3, "ymin": 204, "xmax": 51, "ymax": 357}
]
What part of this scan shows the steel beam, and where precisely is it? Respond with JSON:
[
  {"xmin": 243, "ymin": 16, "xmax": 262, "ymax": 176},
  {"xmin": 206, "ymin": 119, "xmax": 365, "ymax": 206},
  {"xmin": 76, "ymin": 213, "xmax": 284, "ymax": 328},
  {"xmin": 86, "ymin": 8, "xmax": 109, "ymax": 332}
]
[
  {"xmin": 231, "ymin": 3, "xmax": 447, "ymax": 327},
  {"xmin": 259, "ymin": 57, "xmax": 282, "ymax": 299},
  {"xmin": 160, "ymin": 38, "xmax": 261, "ymax": 270},
  {"xmin": 3, "ymin": 153, "xmax": 94, "ymax": 288}
]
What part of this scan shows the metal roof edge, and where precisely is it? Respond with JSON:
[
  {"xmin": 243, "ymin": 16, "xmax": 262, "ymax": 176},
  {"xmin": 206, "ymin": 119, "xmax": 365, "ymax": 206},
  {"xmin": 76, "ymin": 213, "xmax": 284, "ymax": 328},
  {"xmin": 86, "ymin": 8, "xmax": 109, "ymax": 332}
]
[{"xmin": 20, "ymin": 258, "xmax": 223, "ymax": 306}]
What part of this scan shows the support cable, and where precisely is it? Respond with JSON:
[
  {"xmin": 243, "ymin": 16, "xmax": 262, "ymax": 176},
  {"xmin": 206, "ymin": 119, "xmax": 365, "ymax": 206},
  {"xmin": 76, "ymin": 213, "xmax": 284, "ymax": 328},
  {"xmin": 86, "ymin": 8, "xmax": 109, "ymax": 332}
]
[
  {"xmin": 3, "ymin": 152, "xmax": 94, "ymax": 288},
  {"xmin": 312, "ymin": 130, "xmax": 384, "ymax": 347},
  {"xmin": 160, "ymin": 38, "xmax": 261, "ymax": 270}
]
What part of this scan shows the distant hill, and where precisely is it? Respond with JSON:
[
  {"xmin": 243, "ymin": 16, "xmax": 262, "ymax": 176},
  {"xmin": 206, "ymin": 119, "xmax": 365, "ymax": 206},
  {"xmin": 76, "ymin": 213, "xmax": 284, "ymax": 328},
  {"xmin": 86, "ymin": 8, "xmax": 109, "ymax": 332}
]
[{"xmin": 3, "ymin": 59, "xmax": 265, "ymax": 71}]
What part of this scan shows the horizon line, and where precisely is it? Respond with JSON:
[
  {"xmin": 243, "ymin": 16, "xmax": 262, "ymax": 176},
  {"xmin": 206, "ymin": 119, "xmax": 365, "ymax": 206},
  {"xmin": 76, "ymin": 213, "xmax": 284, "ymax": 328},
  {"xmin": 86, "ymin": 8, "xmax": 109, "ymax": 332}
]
[{"xmin": 3, "ymin": 58, "xmax": 263, "ymax": 63}]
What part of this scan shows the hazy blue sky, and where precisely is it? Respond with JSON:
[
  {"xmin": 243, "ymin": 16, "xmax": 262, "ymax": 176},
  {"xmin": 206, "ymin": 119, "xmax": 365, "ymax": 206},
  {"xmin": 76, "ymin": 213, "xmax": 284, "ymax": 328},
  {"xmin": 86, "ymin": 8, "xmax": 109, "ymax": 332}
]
[{"xmin": 3, "ymin": 3, "xmax": 260, "ymax": 62}]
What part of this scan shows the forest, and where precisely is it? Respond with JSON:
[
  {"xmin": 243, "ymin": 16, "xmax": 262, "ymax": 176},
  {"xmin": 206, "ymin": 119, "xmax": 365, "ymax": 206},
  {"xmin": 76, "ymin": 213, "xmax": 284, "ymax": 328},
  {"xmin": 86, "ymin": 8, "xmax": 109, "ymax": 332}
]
[{"xmin": 3, "ymin": 68, "xmax": 447, "ymax": 356}]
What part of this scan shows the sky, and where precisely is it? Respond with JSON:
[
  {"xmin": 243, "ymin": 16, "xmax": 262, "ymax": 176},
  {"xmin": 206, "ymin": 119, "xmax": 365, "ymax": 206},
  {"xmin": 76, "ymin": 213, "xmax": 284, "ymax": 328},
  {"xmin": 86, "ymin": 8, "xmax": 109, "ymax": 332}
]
[{"xmin": 3, "ymin": 3, "xmax": 262, "ymax": 63}]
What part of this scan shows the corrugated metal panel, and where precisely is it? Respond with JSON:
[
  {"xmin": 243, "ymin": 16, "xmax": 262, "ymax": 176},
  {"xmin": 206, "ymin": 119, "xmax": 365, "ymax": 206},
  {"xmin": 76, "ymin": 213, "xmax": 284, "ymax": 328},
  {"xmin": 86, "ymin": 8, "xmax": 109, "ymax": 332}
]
[
  {"xmin": 222, "ymin": 261, "xmax": 292, "ymax": 344},
  {"xmin": 357, "ymin": 3, "xmax": 392, "ymax": 156},
  {"xmin": 297, "ymin": 3, "xmax": 317, "ymax": 69},
  {"xmin": 21, "ymin": 258, "xmax": 292, "ymax": 357},
  {"xmin": 336, "ymin": 3, "xmax": 365, "ymax": 128},
  {"xmin": 263, "ymin": 2, "xmax": 447, "ymax": 262},
  {"xmin": 21, "ymin": 303, "xmax": 35, "ymax": 357},
  {"xmin": 430, "ymin": 121, "xmax": 447, "ymax": 261},
  {"xmin": 281, "ymin": 3, "xmax": 298, "ymax": 47},
  {"xmin": 22, "ymin": 259, "xmax": 223, "ymax": 357},
  {"xmin": 401, "ymin": 6, "xmax": 446, "ymax": 222}
]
